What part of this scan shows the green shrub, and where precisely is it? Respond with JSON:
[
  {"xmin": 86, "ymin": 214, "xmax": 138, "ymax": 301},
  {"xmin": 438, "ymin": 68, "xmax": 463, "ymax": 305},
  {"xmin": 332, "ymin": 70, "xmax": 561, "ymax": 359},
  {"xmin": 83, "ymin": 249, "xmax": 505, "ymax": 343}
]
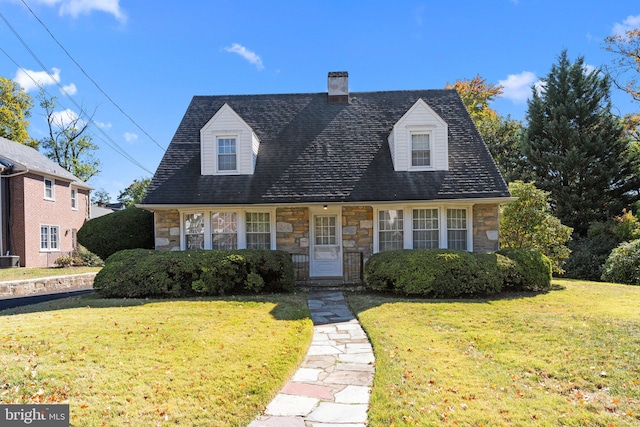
[
  {"xmin": 364, "ymin": 249, "xmax": 550, "ymax": 298},
  {"xmin": 77, "ymin": 207, "xmax": 154, "ymax": 261},
  {"xmin": 497, "ymin": 248, "xmax": 552, "ymax": 291},
  {"xmin": 601, "ymin": 239, "xmax": 640, "ymax": 285},
  {"xmin": 94, "ymin": 249, "xmax": 295, "ymax": 298},
  {"xmin": 365, "ymin": 250, "xmax": 509, "ymax": 298}
]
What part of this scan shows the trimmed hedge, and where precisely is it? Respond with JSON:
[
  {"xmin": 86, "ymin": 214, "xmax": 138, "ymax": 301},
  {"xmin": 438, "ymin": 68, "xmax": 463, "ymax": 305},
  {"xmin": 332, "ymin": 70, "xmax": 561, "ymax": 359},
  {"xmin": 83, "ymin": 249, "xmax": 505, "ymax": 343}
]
[
  {"xmin": 78, "ymin": 207, "xmax": 154, "ymax": 260},
  {"xmin": 364, "ymin": 249, "xmax": 551, "ymax": 298},
  {"xmin": 94, "ymin": 249, "xmax": 295, "ymax": 298}
]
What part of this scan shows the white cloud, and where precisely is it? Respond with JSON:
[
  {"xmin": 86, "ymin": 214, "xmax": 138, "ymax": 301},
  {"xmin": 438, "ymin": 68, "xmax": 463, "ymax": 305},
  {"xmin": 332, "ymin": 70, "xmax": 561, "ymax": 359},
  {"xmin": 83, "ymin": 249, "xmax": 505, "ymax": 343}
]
[
  {"xmin": 499, "ymin": 71, "xmax": 540, "ymax": 103},
  {"xmin": 30, "ymin": 0, "xmax": 126, "ymax": 22},
  {"xmin": 14, "ymin": 67, "xmax": 61, "ymax": 92},
  {"xmin": 612, "ymin": 14, "xmax": 640, "ymax": 36},
  {"xmin": 62, "ymin": 82, "xmax": 77, "ymax": 95},
  {"xmin": 95, "ymin": 120, "xmax": 112, "ymax": 129},
  {"xmin": 124, "ymin": 132, "xmax": 138, "ymax": 143},
  {"xmin": 224, "ymin": 43, "xmax": 264, "ymax": 70},
  {"xmin": 50, "ymin": 108, "xmax": 83, "ymax": 128}
]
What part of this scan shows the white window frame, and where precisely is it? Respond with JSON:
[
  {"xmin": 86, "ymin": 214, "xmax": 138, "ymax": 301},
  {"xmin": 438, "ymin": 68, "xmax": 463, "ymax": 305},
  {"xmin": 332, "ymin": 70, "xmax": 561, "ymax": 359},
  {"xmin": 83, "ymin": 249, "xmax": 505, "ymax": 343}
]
[
  {"xmin": 183, "ymin": 212, "xmax": 206, "ymax": 250},
  {"xmin": 71, "ymin": 188, "xmax": 78, "ymax": 210},
  {"xmin": 245, "ymin": 211, "xmax": 272, "ymax": 250},
  {"xmin": 412, "ymin": 208, "xmax": 440, "ymax": 249},
  {"xmin": 211, "ymin": 211, "xmax": 239, "ymax": 250},
  {"xmin": 40, "ymin": 225, "xmax": 60, "ymax": 251},
  {"xmin": 44, "ymin": 178, "xmax": 55, "ymax": 200},
  {"xmin": 180, "ymin": 208, "xmax": 276, "ymax": 250},
  {"xmin": 216, "ymin": 136, "xmax": 238, "ymax": 174},
  {"xmin": 407, "ymin": 127, "xmax": 434, "ymax": 171},
  {"xmin": 374, "ymin": 205, "xmax": 473, "ymax": 252},
  {"xmin": 446, "ymin": 208, "xmax": 470, "ymax": 251}
]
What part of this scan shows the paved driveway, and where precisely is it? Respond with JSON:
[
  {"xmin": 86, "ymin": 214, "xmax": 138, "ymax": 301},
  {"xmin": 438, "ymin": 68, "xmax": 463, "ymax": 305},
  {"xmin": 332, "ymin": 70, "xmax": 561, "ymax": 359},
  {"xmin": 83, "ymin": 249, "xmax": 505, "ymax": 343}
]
[{"xmin": 0, "ymin": 288, "xmax": 94, "ymax": 311}]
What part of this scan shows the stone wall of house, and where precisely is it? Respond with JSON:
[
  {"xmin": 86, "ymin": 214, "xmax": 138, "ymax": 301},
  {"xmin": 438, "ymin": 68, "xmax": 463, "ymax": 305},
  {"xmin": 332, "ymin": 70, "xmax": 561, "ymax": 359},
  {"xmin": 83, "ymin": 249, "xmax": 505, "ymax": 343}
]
[
  {"xmin": 342, "ymin": 206, "xmax": 373, "ymax": 282},
  {"xmin": 276, "ymin": 207, "xmax": 310, "ymax": 253},
  {"xmin": 154, "ymin": 209, "xmax": 180, "ymax": 251},
  {"xmin": 473, "ymin": 203, "xmax": 500, "ymax": 253},
  {"xmin": 276, "ymin": 207, "xmax": 310, "ymax": 280}
]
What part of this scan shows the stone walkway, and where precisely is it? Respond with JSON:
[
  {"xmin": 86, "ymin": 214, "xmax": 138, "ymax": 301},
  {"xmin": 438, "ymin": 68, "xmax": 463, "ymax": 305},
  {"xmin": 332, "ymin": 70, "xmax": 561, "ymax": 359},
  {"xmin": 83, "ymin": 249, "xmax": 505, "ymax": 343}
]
[{"xmin": 248, "ymin": 291, "xmax": 375, "ymax": 427}]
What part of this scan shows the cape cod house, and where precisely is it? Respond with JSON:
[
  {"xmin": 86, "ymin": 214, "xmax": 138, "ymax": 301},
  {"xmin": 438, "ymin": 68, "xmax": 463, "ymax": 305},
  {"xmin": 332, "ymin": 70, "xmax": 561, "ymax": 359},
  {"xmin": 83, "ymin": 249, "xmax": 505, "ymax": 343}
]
[
  {"xmin": 0, "ymin": 137, "xmax": 91, "ymax": 267},
  {"xmin": 140, "ymin": 72, "xmax": 511, "ymax": 283}
]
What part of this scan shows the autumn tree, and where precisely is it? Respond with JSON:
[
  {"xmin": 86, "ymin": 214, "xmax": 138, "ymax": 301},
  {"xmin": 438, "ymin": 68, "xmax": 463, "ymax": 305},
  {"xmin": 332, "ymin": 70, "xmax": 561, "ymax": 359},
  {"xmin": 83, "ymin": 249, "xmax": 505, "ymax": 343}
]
[
  {"xmin": 39, "ymin": 92, "xmax": 100, "ymax": 181},
  {"xmin": 604, "ymin": 28, "xmax": 640, "ymax": 102},
  {"xmin": 522, "ymin": 50, "xmax": 640, "ymax": 236},
  {"xmin": 447, "ymin": 75, "xmax": 531, "ymax": 182},
  {"xmin": 0, "ymin": 75, "xmax": 37, "ymax": 147},
  {"xmin": 118, "ymin": 177, "xmax": 150, "ymax": 207},
  {"xmin": 500, "ymin": 181, "xmax": 572, "ymax": 274}
]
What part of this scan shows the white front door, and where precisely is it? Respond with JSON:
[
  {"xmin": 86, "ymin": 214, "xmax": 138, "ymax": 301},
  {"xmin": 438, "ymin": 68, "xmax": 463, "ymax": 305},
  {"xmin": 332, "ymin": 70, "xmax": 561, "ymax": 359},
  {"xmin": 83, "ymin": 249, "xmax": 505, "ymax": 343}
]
[{"xmin": 310, "ymin": 211, "xmax": 342, "ymax": 277}]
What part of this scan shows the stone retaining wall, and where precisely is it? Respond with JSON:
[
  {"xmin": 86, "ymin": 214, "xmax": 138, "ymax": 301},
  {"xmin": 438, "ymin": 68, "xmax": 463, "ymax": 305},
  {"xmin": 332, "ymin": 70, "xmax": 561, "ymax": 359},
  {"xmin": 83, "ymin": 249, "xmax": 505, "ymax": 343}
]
[{"xmin": 0, "ymin": 273, "xmax": 96, "ymax": 298}]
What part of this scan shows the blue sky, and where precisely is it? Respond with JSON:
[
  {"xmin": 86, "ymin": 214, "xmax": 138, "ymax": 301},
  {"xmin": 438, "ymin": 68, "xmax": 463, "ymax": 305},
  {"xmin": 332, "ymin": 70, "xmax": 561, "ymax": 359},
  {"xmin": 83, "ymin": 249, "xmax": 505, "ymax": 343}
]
[{"xmin": 1, "ymin": 0, "xmax": 639, "ymax": 201}]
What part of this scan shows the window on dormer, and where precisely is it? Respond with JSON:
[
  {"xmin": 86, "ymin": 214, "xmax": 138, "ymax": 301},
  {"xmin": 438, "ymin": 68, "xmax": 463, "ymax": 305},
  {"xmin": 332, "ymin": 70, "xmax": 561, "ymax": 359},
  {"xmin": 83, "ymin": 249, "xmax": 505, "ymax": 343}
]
[
  {"xmin": 217, "ymin": 137, "xmax": 237, "ymax": 171},
  {"xmin": 411, "ymin": 133, "xmax": 431, "ymax": 167}
]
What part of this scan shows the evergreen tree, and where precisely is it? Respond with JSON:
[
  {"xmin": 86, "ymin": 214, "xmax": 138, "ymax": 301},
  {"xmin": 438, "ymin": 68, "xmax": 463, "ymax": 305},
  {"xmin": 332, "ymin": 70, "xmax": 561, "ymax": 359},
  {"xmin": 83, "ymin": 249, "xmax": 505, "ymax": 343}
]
[{"xmin": 522, "ymin": 50, "xmax": 640, "ymax": 236}]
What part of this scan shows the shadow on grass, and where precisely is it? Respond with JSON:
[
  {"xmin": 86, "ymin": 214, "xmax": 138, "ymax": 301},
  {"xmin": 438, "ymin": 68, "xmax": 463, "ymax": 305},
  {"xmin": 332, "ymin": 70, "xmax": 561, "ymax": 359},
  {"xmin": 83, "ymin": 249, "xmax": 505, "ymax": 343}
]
[
  {"xmin": 345, "ymin": 284, "xmax": 566, "ymax": 315},
  {"xmin": 0, "ymin": 290, "xmax": 311, "ymax": 321}
]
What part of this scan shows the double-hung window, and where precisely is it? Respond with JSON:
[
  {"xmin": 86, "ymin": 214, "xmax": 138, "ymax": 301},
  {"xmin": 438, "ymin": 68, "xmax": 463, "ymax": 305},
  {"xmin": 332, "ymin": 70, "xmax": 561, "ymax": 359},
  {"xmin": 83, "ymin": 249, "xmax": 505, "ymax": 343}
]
[
  {"xmin": 217, "ymin": 137, "xmax": 237, "ymax": 172},
  {"xmin": 71, "ymin": 188, "xmax": 78, "ymax": 210},
  {"xmin": 246, "ymin": 212, "xmax": 271, "ymax": 249},
  {"xmin": 411, "ymin": 133, "xmax": 431, "ymax": 167},
  {"xmin": 44, "ymin": 178, "xmax": 54, "ymax": 200},
  {"xmin": 40, "ymin": 225, "xmax": 59, "ymax": 251},
  {"xmin": 447, "ymin": 209, "xmax": 468, "ymax": 250},
  {"xmin": 413, "ymin": 208, "xmax": 439, "ymax": 249},
  {"xmin": 211, "ymin": 212, "xmax": 238, "ymax": 249},
  {"xmin": 184, "ymin": 213, "xmax": 205, "ymax": 249},
  {"xmin": 378, "ymin": 209, "xmax": 404, "ymax": 252}
]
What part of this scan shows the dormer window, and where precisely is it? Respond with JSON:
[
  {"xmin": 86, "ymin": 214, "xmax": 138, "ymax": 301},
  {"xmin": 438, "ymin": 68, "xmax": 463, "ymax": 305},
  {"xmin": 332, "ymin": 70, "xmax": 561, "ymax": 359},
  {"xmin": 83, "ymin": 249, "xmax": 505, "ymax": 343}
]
[
  {"xmin": 388, "ymin": 99, "xmax": 448, "ymax": 172},
  {"xmin": 201, "ymin": 103, "xmax": 260, "ymax": 176},
  {"xmin": 411, "ymin": 132, "xmax": 431, "ymax": 167},
  {"xmin": 217, "ymin": 137, "xmax": 237, "ymax": 172}
]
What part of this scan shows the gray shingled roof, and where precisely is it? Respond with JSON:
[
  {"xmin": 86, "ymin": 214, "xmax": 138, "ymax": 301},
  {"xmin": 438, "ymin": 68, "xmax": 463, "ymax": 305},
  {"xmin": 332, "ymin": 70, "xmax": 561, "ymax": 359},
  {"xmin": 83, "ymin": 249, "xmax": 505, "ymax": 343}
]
[
  {"xmin": 144, "ymin": 89, "xmax": 509, "ymax": 205},
  {"xmin": 0, "ymin": 136, "xmax": 91, "ymax": 189}
]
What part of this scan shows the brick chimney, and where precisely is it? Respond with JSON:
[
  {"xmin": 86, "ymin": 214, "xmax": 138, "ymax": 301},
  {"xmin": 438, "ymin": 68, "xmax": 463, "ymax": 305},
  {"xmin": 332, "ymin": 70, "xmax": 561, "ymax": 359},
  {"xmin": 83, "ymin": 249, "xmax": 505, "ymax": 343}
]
[{"xmin": 328, "ymin": 71, "xmax": 349, "ymax": 104}]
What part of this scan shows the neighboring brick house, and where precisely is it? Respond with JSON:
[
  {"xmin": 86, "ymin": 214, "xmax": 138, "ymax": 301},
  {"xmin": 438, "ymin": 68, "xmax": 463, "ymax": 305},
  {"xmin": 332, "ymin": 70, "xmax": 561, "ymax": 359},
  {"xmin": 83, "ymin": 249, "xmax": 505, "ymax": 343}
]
[
  {"xmin": 141, "ymin": 72, "xmax": 511, "ymax": 283},
  {"xmin": 0, "ymin": 137, "xmax": 91, "ymax": 267}
]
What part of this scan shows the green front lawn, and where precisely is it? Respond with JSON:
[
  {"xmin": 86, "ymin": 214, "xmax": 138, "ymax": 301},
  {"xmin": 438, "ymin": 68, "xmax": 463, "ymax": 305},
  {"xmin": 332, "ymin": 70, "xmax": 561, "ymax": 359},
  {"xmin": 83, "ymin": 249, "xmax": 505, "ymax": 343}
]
[
  {"xmin": 0, "ymin": 267, "xmax": 102, "ymax": 282},
  {"xmin": 348, "ymin": 280, "xmax": 640, "ymax": 426},
  {"xmin": 0, "ymin": 294, "xmax": 313, "ymax": 426}
]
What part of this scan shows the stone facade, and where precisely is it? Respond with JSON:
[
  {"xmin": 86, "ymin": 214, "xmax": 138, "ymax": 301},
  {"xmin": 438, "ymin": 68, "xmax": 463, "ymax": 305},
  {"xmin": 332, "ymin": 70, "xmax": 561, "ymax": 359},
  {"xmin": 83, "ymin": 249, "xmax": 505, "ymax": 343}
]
[
  {"xmin": 472, "ymin": 203, "xmax": 500, "ymax": 253},
  {"xmin": 342, "ymin": 206, "xmax": 373, "ymax": 282},
  {"xmin": 154, "ymin": 209, "xmax": 180, "ymax": 251}
]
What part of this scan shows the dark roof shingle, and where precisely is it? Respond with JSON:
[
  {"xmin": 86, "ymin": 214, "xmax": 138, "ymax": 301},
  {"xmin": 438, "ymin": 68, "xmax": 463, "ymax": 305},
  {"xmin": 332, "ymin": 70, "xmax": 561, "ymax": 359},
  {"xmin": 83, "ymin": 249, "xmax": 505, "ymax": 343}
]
[{"xmin": 144, "ymin": 89, "xmax": 509, "ymax": 205}]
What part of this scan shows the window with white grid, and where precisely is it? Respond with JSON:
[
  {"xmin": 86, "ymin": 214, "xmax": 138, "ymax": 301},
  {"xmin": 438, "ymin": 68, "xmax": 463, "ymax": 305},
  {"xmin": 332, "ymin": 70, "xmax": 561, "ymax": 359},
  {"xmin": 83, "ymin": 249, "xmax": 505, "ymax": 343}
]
[
  {"xmin": 246, "ymin": 212, "xmax": 271, "ymax": 249},
  {"xmin": 314, "ymin": 216, "xmax": 336, "ymax": 245},
  {"xmin": 378, "ymin": 209, "xmax": 404, "ymax": 252},
  {"xmin": 184, "ymin": 213, "xmax": 205, "ymax": 249},
  {"xmin": 217, "ymin": 138, "xmax": 237, "ymax": 171},
  {"xmin": 413, "ymin": 208, "xmax": 439, "ymax": 249},
  {"xmin": 411, "ymin": 133, "xmax": 431, "ymax": 167},
  {"xmin": 40, "ymin": 225, "xmax": 59, "ymax": 251},
  {"xmin": 212, "ymin": 212, "xmax": 238, "ymax": 249},
  {"xmin": 447, "ymin": 208, "xmax": 468, "ymax": 250}
]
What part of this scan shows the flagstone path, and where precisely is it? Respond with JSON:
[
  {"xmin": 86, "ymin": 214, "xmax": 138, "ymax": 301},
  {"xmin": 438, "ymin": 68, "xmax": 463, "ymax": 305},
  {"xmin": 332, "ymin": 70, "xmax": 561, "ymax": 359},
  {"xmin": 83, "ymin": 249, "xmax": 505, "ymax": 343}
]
[{"xmin": 248, "ymin": 291, "xmax": 375, "ymax": 427}]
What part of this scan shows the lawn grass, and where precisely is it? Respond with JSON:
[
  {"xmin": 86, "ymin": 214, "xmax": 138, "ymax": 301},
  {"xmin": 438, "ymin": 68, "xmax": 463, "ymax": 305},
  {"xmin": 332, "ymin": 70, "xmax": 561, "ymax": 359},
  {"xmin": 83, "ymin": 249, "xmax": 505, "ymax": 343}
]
[
  {"xmin": 0, "ymin": 267, "xmax": 101, "ymax": 281},
  {"xmin": 0, "ymin": 293, "xmax": 313, "ymax": 426},
  {"xmin": 348, "ymin": 279, "xmax": 640, "ymax": 426}
]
